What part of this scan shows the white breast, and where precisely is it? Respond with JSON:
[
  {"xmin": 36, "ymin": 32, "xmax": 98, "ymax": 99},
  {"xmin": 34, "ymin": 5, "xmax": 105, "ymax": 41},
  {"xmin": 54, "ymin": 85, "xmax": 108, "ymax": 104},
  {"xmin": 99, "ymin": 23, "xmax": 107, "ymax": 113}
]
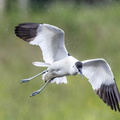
[{"xmin": 43, "ymin": 56, "xmax": 78, "ymax": 81}]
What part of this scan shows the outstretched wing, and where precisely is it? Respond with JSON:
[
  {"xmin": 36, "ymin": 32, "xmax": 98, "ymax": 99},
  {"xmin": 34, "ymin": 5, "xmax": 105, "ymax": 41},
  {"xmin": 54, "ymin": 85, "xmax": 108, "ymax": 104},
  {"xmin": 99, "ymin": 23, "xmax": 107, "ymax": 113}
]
[
  {"xmin": 15, "ymin": 23, "xmax": 69, "ymax": 64},
  {"xmin": 82, "ymin": 58, "xmax": 120, "ymax": 112}
]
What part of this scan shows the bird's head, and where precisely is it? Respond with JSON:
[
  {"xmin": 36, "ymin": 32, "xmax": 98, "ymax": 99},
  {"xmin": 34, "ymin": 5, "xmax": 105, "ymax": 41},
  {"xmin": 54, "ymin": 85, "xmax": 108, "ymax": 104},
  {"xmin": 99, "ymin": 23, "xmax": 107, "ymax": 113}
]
[{"xmin": 75, "ymin": 61, "xmax": 83, "ymax": 75}]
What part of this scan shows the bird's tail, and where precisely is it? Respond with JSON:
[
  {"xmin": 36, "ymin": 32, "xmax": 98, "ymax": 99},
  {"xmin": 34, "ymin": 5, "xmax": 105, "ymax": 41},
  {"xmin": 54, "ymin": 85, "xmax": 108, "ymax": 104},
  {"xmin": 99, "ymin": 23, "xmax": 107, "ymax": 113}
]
[
  {"xmin": 32, "ymin": 62, "xmax": 50, "ymax": 67},
  {"xmin": 51, "ymin": 77, "xmax": 67, "ymax": 84}
]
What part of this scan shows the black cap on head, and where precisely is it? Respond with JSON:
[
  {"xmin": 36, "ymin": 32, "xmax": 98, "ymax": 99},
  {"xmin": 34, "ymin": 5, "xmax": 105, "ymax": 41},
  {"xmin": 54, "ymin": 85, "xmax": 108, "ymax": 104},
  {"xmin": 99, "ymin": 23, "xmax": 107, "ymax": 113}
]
[
  {"xmin": 75, "ymin": 61, "xmax": 83, "ymax": 74},
  {"xmin": 75, "ymin": 61, "xmax": 82, "ymax": 68}
]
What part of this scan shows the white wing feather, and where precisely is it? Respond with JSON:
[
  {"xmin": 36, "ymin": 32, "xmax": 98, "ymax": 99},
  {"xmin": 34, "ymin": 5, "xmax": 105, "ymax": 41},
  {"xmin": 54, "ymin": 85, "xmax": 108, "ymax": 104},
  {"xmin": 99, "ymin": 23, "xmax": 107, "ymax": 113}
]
[
  {"xmin": 81, "ymin": 58, "xmax": 114, "ymax": 90},
  {"xmin": 29, "ymin": 24, "xmax": 68, "ymax": 64},
  {"xmin": 15, "ymin": 23, "xmax": 68, "ymax": 64},
  {"xmin": 82, "ymin": 58, "xmax": 120, "ymax": 111}
]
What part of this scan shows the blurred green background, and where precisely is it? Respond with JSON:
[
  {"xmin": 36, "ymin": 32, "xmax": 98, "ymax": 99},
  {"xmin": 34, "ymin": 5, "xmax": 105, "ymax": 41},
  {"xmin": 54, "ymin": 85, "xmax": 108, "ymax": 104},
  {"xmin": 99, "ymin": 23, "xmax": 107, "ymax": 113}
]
[{"xmin": 0, "ymin": 0, "xmax": 120, "ymax": 120}]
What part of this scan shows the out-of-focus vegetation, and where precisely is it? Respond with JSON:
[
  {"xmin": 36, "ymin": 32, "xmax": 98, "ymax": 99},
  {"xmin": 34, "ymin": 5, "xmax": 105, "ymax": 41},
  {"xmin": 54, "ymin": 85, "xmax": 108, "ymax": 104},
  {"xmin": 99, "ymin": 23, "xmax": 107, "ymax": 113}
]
[{"xmin": 0, "ymin": 1, "xmax": 120, "ymax": 120}]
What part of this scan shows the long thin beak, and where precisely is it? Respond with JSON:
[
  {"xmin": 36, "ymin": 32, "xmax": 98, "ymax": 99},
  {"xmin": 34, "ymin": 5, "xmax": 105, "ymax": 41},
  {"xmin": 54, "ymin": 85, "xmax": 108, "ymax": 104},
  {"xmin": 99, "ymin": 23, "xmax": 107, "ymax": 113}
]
[{"xmin": 78, "ymin": 68, "xmax": 83, "ymax": 75}]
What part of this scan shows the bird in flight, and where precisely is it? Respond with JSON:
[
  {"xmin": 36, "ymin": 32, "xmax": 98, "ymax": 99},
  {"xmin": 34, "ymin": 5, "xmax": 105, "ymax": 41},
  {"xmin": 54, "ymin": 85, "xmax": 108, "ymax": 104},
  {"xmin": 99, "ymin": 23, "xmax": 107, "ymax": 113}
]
[{"xmin": 15, "ymin": 23, "xmax": 120, "ymax": 112}]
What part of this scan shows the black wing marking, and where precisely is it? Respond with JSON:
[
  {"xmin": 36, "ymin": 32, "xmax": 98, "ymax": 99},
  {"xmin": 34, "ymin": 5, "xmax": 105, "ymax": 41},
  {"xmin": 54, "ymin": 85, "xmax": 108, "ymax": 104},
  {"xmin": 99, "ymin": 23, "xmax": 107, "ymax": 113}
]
[{"xmin": 95, "ymin": 82, "xmax": 120, "ymax": 112}]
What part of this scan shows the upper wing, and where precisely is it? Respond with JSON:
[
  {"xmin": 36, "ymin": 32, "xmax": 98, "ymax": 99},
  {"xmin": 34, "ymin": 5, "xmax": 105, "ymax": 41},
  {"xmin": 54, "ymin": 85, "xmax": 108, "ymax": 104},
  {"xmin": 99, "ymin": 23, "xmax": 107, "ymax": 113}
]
[
  {"xmin": 15, "ymin": 23, "xmax": 68, "ymax": 64},
  {"xmin": 81, "ymin": 58, "xmax": 120, "ymax": 111}
]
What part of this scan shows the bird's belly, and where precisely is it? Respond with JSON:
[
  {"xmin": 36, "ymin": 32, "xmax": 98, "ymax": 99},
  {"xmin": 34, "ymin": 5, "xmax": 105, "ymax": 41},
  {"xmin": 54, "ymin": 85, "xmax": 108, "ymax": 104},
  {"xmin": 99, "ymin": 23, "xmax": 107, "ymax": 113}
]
[
  {"xmin": 43, "ymin": 69, "xmax": 70, "ymax": 81},
  {"xmin": 44, "ymin": 56, "xmax": 78, "ymax": 80}
]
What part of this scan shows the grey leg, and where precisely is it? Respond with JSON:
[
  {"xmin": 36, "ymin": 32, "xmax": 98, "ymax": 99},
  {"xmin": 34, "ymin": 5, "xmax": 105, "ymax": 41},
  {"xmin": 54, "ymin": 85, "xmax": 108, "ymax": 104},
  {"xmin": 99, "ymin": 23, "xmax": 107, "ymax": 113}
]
[
  {"xmin": 21, "ymin": 70, "xmax": 47, "ymax": 83},
  {"xmin": 30, "ymin": 79, "xmax": 53, "ymax": 97}
]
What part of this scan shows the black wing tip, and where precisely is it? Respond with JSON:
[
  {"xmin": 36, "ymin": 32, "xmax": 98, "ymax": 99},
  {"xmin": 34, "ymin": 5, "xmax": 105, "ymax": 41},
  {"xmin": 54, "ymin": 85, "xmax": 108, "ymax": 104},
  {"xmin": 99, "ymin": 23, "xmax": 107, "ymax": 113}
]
[
  {"xmin": 14, "ymin": 23, "xmax": 40, "ymax": 42},
  {"xmin": 17, "ymin": 22, "xmax": 39, "ymax": 26},
  {"xmin": 15, "ymin": 23, "xmax": 43, "ymax": 28},
  {"xmin": 95, "ymin": 83, "xmax": 120, "ymax": 112}
]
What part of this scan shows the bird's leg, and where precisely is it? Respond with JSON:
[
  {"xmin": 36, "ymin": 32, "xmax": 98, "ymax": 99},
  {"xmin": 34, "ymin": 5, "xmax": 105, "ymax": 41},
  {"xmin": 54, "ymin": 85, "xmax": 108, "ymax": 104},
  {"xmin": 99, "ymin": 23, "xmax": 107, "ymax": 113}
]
[
  {"xmin": 30, "ymin": 78, "xmax": 53, "ymax": 97},
  {"xmin": 21, "ymin": 70, "xmax": 47, "ymax": 83}
]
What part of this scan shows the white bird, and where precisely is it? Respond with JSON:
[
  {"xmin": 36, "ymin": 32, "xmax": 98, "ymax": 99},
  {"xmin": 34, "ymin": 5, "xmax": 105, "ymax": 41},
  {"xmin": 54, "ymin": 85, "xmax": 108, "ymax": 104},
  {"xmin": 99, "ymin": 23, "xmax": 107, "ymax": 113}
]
[{"xmin": 15, "ymin": 23, "xmax": 120, "ymax": 112}]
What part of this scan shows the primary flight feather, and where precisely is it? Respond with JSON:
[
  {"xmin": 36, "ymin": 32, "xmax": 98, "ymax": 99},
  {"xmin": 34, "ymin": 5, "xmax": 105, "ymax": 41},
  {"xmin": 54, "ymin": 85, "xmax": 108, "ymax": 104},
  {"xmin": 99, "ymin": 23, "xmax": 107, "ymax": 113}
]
[{"xmin": 15, "ymin": 23, "xmax": 120, "ymax": 112}]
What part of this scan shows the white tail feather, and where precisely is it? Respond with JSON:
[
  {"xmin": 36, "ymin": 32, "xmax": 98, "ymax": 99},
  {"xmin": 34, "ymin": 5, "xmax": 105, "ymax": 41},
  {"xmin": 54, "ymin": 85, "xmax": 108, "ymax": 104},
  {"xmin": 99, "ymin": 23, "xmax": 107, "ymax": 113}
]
[
  {"xmin": 32, "ymin": 62, "xmax": 50, "ymax": 67},
  {"xmin": 51, "ymin": 77, "xmax": 67, "ymax": 84}
]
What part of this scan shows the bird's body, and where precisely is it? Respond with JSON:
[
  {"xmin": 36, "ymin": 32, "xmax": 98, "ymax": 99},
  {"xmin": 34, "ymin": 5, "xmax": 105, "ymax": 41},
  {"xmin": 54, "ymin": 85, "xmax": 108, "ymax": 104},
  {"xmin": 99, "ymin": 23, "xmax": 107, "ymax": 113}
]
[
  {"xmin": 43, "ymin": 56, "xmax": 78, "ymax": 82},
  {"xmin": 15, "ymin": 23, "xmax": 120, "ymax": 112}
]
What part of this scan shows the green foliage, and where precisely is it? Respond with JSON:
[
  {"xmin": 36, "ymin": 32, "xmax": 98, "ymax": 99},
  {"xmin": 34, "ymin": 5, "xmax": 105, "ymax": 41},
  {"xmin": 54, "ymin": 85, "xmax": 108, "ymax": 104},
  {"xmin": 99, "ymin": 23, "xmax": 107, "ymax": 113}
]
[{"xmin": 0, "ymin": 2, "xmax": 120, "ymax": 120}]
